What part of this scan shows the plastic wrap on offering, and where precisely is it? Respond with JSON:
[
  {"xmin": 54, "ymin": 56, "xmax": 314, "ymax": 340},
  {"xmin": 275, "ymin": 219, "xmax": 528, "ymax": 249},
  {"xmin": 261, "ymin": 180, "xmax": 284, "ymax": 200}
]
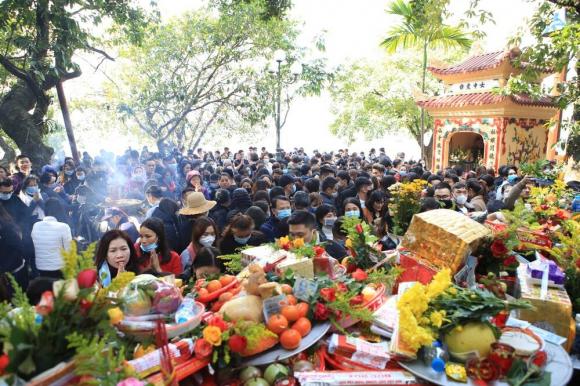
[
  {"xmin": 516, "ymin": 265, "xmax": 574, "ymax": 349},
  {"xmin": 120, "ymin": 274, "xmax": 183, "ymax": 316},
  {"xmin": 402, "ymin": 209, "xmax": 490, "ymax": 273}
]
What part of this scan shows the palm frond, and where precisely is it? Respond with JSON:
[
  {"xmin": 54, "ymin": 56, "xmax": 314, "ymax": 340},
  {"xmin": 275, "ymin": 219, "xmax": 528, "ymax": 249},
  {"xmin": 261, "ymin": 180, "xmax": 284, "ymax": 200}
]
[
  {"xmin": 428, "ymin": 25, "xmax": 473, "ymax": 51},
  {"xmin": 381, "ymin": 27, "xmax": 423, "ymax": 52},
  {"xmin": 386, "ymin": 0, "xmax": 414, "ymax": 18}
]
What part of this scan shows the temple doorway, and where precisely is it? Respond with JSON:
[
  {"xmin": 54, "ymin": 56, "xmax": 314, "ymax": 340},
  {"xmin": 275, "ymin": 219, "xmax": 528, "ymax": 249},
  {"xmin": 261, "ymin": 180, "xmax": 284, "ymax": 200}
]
[{"xmin": 447, "ymin": 132, "xmax": 484, "ymax": 171}]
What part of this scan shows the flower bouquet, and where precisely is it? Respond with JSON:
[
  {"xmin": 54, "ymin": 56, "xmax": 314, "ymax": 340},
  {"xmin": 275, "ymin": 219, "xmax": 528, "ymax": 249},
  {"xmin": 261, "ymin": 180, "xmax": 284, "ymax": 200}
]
[
  {"xmin": 393, "ymin": 269, "xmax": 532, "ymax": 360},
  {"xmin": 388, "ymin": 179, "xmax": 427, "ymax": 235},
  {"xmin": 341, "ymin": 217, "xmax": 384, "ymax": 270},
  {"xmin": 0, "ymin": 243, "xmax": 128, "ymax": 381}
]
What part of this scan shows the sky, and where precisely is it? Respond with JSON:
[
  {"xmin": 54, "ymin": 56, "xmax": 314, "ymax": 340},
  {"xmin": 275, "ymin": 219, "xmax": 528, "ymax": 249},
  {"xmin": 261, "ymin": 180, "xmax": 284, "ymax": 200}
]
[{"xmin": 62, "ymin": 0, "xmax": 538, "ymax": 159}]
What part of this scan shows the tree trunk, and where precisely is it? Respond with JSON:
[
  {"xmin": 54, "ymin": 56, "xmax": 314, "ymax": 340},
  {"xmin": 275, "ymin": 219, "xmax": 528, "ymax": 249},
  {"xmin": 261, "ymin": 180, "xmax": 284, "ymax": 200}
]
[
  {"xmin": 0, "ymin": 81, "xmax": 53, "ymax": 166},
  {"xmin": 0, "ymin": 135, "xmax": 16, "ymax": 164}
]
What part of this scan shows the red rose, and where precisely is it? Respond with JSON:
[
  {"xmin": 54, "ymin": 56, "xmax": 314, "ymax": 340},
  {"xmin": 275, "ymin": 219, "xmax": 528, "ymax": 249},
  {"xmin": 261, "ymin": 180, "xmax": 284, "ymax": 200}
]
[
  {"xmin": 0, "ymin": 354, "xmax": 9, "ymax": 374},
  {"xmin": 77, "ymin": 269, "xmax": 98, "ymax": 289},
  {"xmin": 313, "ymin": 246, "xmax": 326, "ymax": 257},
  {"xmin": 314, "ymin": 302, "xmax": 330, "ymax": 320},
  {"xmin": 35, "ymin": 291, "xmax": 54, "ymax": 316},
  {"xmin": 79, "ymin": 299, "xmax": 92, "ymax": 315},
  {"xmin": 320, "ymin": 287, "xmax": 336, "ymax": 303},
  {"xmin": 194, "ymin": 338, "xmax": 213, "ymax": 359},
  {"xmin": 532, "ymin": 350, "xmax": 547, "ymax": 367},
  {"xmin": 349, "ymin": 294, "xmax": 364, "ymax": 306},
  {"xmin": 336, "ymin": 282, "xmax": 348, "ymax": 293},
  {"xmin": 355, "ymin": 224, "xmax": 364, "ymax": 234},
  {"xmin": 575, "ymin": 259, "xmax": 580, "ymax": 270},
  {"xmin": 209, "ymin": 315, "xmax": 228, "ymax": 332},
  {"xmin": 502, "ymin": 255, "xmax": 517, "ymax": 267},
  {"xmin": 228, "ymin": 335, "xmax": 248, "ymax": 353},
  {"xmin": 490, "ymin": 239, "xmax": 508, "ymax": 257},
  {"xmin": 351, "ymin": 269, "xmax": 368, "ymax": 281}
]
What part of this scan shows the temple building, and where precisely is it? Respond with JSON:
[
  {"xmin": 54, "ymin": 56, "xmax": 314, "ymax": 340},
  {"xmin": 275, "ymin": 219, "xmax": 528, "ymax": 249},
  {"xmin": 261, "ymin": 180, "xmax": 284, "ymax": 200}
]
[{"xmin": 418, "ymin": 48, "xmax": 560, "ymax": 171}]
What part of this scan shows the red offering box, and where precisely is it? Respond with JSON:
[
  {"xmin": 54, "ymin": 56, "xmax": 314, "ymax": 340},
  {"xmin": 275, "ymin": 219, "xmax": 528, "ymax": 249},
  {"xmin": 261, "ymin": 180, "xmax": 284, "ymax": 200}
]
[{"xmin": 394, "ymin": 250, "xmax": 436, "ymax": 292}]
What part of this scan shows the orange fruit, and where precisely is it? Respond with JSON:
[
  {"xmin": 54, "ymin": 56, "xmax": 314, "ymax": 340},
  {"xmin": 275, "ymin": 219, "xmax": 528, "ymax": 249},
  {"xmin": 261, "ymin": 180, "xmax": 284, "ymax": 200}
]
[
  {"xmin": 291, "ymin": 317, "xmax": 312, "ymax": 337},
  {"xmin": 280, "ymin": 329, "xmax": 302, "ymax": 350},
  {"xmin": 296, "ymin": 302, "xmax": 309, "ymax": 318},
  {"xmin": 281, "ymin": 305, "xmax": 300, "ymax": 322},
  {"xmin": 218, "ymin": 292, "xmax": 234, "ymax": 302},
  {"xmin": 281, "ymin": 284, "xmax": 293, "ymax": 294},
  {"xmin": 197, "ymin": 288, "xmax": 209, "ymax": 298},
  {"xmin": 267, "ymin": 314, "xmax": 288, "ymax": 335},
  {"xmin": 219, "ymin": 275, "xmax": 235, "ymax": 287},
  {"xmin": 285, "ymin": 295, "xmax": 298, "ymax": 306},
  {"xmin": 206, "ymin": 280, "xmax": 223, "ymax": 293}
]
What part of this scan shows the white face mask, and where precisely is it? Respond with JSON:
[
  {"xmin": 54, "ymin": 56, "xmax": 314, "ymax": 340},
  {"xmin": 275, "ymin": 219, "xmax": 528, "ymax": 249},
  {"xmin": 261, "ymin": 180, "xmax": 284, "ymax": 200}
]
[
  {"xmin": 455, "ymin": 194, "xmax": 468, "ymax": 206},
  {"xmin": 199, "ymin": 235, "xmax": 216, "ymax": 247}
]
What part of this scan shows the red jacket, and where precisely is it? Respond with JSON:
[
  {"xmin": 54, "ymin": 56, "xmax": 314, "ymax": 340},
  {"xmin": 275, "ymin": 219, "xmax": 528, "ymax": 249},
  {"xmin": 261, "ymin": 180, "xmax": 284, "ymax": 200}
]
[{"xmin": 134, "ymin": 243, "xmax": 183, "ymax": 275}]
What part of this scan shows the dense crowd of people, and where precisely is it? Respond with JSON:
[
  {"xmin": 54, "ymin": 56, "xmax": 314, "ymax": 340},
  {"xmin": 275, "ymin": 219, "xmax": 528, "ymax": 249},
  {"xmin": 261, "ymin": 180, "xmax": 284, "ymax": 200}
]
[{"xmin": 0, "ymin": 145, "xmax": 575, "ymax": 300}]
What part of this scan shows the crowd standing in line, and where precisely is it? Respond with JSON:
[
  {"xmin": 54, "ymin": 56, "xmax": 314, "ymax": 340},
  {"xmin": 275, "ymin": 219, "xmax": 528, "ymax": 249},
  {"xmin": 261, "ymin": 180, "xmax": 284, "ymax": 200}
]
[{"xmin": 0, "ymin": 145, "xmax": 574, "ymax": 299}]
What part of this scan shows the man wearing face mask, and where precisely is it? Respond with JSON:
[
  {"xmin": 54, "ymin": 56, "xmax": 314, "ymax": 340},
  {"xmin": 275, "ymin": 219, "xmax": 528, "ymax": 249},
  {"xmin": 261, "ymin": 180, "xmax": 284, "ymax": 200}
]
[
  {"xmin": 452, "ymin": 182, "xmax": 470, "ymax": 214},
  {"xmin": 278, "ymin": 174, "xmax": 297, "ymax": 199},
  {"xmin": 260, "ymin": 195, "xmax": 291, "ymax": 242},
  {"xmin": 433, "ymin": 182, "xmax": 455, "ymax": 210},
  {"xmin": 320, "ymin": 177, "xmax": 338, "ymax": 208}
]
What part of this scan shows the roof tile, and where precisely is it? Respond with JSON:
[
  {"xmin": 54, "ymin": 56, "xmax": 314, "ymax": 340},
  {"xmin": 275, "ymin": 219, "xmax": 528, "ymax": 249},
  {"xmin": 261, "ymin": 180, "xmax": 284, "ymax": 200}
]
[{"xmin": 418, "ymin": 92, "xmax": 555, "ymax": 109}]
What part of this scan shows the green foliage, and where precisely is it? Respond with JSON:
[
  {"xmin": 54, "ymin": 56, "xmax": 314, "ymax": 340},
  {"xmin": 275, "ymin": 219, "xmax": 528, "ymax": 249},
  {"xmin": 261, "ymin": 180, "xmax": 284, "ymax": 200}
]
[
  {"xmin": 67, "ymin": 332, "xmax": 135, "ymax": 385},
  {"xmin": 110, "ymin": 0, "xmax": 330, "ymax": 151},
  {"xmin": 61, "ymin": 241, "xmax": 96, "ymax": 280},
  {"xmin": 430, "ymin": 285, "xmax": 533, "ymax": 334},
  {"xmin": 504, "ymin": 1, "xmax": 579, "ymax": 159},
  {"xmin": 506, "ymin": 358, "xmax": 551, "ymax": 386},
  {"xmin": 218, "ymin": 253, "xmax": 244, "ymax": 275}
]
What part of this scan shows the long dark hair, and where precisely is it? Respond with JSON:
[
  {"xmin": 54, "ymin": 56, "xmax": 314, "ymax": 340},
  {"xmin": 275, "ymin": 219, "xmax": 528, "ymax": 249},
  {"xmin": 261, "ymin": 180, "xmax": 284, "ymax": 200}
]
[
  {"xmin": 191, "ymin": 216, "xmax": 218, "ymax": 251},
  {"xmin": 139, "ymin": 217, "xmax": 172, "ymax": 264},
  {"xmin": 95, "ymin": 230, "xmax": 138, "ymax": 273},
  {"xmin": 367, "ymin": 190, "xmax": 388, "ymax": 218}
]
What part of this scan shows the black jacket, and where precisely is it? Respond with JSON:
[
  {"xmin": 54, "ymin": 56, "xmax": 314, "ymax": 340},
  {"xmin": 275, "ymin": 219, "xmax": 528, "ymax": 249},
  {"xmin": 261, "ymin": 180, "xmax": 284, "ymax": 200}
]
[
  {"xmin": 151, "ymin": 207, "xmax": 181, "ymax": 252},
  {"xmin": 219, "ymin": 232, "xmax": 266, "ymax": 255}
]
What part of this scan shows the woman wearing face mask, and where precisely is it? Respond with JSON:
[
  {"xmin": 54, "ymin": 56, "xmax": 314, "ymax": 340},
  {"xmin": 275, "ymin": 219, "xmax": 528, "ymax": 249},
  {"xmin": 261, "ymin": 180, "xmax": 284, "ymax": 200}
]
[
  {"xmin": 180, "ymin": 216, "xmax": 218, "ymax": 275},
  {"xmin": 64, "ymin": 167, "xmax": 86, "ymax": 195},
  {"xmin": 315, "ymin": 204, "xmax": 337, "ymax": 241},
  {"xmin": 18, "ymin": 175, "xmax": 47, "ymax": 221},
  {"xmin": 218, "ymin": 214, "xmax": 265, "ymax": 255},
  {"xmin": 58, "ymin": 162, "xmax": 76, "ymax": 186},
  {"xmin": 343, "ymin": 198, "xmax": 363, "ymax": 220},
  {"xmin": 95, "ymin": 230, "xmax": 139, "ymax": 287},
  {"xmin": 135, "ymin": 218, "xmax": 182, "ymax": 276}
]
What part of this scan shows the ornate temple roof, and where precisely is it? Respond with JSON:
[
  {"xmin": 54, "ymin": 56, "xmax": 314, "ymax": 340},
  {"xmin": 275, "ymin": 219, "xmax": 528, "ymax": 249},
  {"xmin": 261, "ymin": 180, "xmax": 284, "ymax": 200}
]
[{"xmin": 418, "ymin": 92, "xmax": 555, "ymax": 109}]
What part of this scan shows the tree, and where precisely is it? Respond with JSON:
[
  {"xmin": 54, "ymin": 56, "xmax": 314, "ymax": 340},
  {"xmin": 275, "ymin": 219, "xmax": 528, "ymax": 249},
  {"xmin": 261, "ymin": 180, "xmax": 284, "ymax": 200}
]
[
  {"xmin": 329, "ymin": 54, "xmax": 439, "ymax": 161},
  {"xmin": 504, "ymin": 0, "xmax": 579, "ymax": 162},
  {"xmin": 111, "ymin": 0, "xmax": 330, "ymax": 154},
  {"xmin": 0, "ymin": 0, "xmax": 153, "ymax": 165},
  {"xmin": 381, "ymin": 0, "xmax": 473, "ymax": 161}
]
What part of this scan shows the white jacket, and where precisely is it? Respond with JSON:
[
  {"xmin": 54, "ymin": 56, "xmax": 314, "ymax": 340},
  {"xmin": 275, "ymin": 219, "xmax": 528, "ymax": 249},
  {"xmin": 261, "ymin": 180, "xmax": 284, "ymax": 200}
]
[{"xmin": 31, "ymin": 216, "xmax": 73, "ymax": 271}]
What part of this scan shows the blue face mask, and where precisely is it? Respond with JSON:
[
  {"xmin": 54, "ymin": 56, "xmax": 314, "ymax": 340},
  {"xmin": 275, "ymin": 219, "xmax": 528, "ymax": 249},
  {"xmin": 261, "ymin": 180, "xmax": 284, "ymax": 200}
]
[
  {"xmin": 277, "ymin": 208, "xmax": 291, "ymax": 219},
  {"xmin": 0, "ymin": 192, "xmax": 12, "ymax": 201},
  {"xmin": 140, "ymin": 242, "xmax": 158, "ymax": 253},
  {"xmin": 234, "ymin": 235, "xmax": 251, "ymax": 244},
  {"xmin": 77, "ymin": 174, "xmax": 85, "ymax": 181},
  {"xmin": 25, "ymin": 186, "xmax": 39, "ymax": 195},
  {"xmin": 210, "ymin": 183, "xmax": 219, "ymax": 189},
  {"xmin": 64, "ymin": 170, "xmax": 74, "ymax": 176},
  {"xmin": 399, "ymin": 171, "xmax": 407, "ymax": 177},
  {"xmin": 507, "ymin": 175, "xmax": 517, "ymax": 184},
  {"xmin": 291, "ymin": 185, "xmax": 297, "ymax": 193},
  {"xmin": 345, "ymin": 210, "xmax": 360, "ymax": 218}
]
